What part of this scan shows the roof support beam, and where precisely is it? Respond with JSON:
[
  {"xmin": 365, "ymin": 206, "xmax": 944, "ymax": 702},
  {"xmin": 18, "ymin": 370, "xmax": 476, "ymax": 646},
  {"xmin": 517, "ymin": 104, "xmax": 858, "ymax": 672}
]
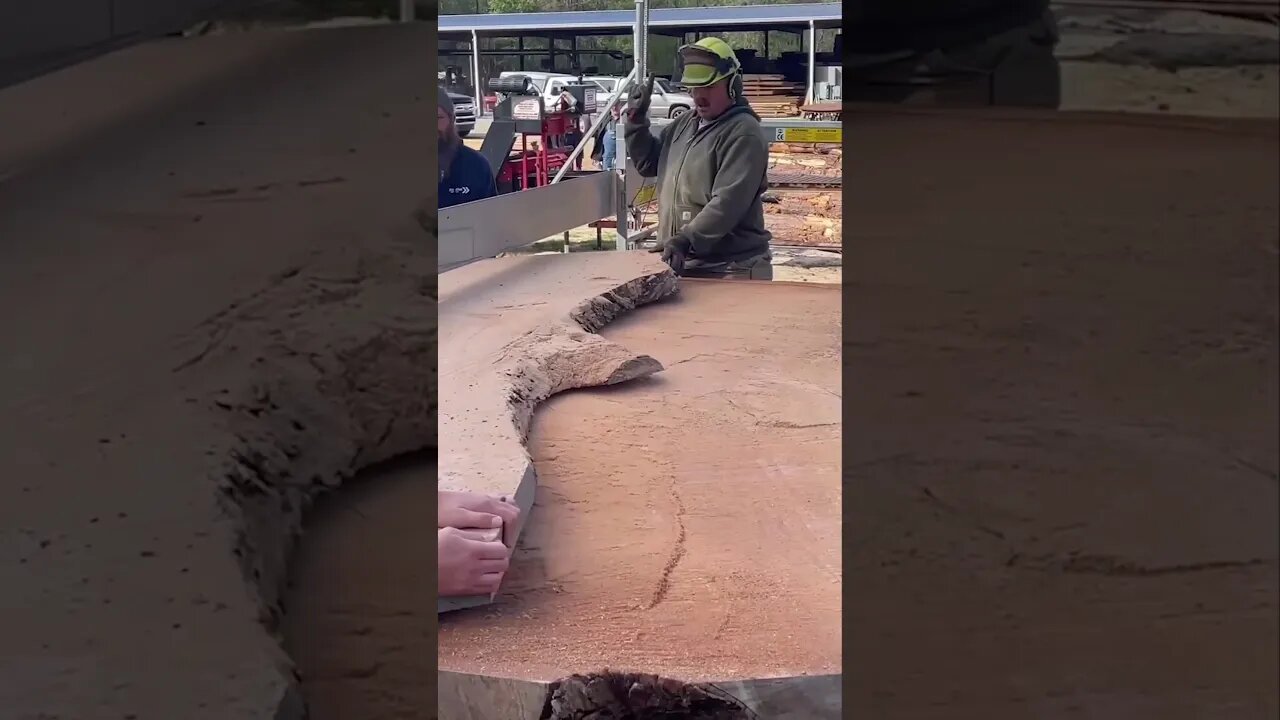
[
  {"xmin": 806, "ymin": 19, "xmax": 816, "ymax": 105},
  {"xmin": 472, "ymin": 29, "xmax": 482, "ymax": 117}
]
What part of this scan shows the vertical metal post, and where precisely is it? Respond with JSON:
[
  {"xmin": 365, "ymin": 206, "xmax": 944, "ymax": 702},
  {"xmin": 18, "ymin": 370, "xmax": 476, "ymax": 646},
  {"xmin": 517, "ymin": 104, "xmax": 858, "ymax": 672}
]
[
  {"xmin": 619, "ymin": 0, "xmax": 649, "ymax": 252},
  {"xmin": 643, "ymin": 0, "xmax": 650, "ymax": 75},
  {"xmin": 399, "ymin": 0, "xmax": 414, "ymax": 22},
  {"xmin": 614, "ymin": 125, "xmax": 629, "ymax": 252},
  {"xmin": 633, "ymin": 0, "xmax": 647, "ymax": 82},
  {"xmin": 471, "ymin": 29, "xmax": 482, "ymax": 117},
  {"xmin": 518, "ymin": 36, "xmax": 525, "ymax": 71},
  {"xmin": 806, "ymin": 20, "xmax": 816, "ymax": 105}
]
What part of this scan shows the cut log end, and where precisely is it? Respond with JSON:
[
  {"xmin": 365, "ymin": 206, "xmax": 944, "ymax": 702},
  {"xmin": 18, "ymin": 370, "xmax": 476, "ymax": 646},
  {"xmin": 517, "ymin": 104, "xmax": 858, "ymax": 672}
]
[{"xmin": 545, "ymin": 672, "xmax": 754, "ymax": 720}]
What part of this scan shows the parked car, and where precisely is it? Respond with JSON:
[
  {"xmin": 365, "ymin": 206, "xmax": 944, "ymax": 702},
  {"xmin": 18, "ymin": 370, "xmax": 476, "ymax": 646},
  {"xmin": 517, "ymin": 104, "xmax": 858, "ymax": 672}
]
[
  {"xmin": 493, "ymin": 71, "xmax": 693, "ymax": 119},
  {"xmin": 448, "ymin": 90, "xmax": 476, "ymax": 137},
  {"xmin": 587, "ymin": 75, "xmax": 694, "ymax": 119}
]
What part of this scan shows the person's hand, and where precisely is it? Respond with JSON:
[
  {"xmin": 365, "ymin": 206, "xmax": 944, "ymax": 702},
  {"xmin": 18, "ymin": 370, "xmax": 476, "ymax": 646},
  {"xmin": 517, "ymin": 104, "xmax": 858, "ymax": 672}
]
[
  {"xmin": 439, "ymin": 490, "xmax": 520, "ymax": 531},
  {"xmin": 661, "ymin": 236, "xmax": 691, "ymax": 275},
  {"xmin": 438, "ymin": 527, "xmax": 510, "ymax": 597},
  {"xmin": 627, "ymin": 74, "xmax": 655, "ymax": 122}
]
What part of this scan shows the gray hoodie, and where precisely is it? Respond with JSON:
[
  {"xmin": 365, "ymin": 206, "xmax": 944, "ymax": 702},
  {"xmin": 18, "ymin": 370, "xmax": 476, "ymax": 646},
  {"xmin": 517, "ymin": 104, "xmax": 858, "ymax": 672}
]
[{"xmin": 624, "ymin": 94, "xmax": 772, "ymax": 264}]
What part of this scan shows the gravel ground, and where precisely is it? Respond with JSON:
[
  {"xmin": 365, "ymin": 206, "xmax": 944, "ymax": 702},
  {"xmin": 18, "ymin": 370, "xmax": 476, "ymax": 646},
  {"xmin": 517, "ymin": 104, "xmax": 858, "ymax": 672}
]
[{"xmin": 1058, "ymin": 8, "xmax": 1280, "ymax": 117}]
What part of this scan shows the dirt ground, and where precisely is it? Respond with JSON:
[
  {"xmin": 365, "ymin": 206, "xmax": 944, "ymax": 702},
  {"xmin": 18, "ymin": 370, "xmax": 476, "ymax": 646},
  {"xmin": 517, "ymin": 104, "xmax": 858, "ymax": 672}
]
[
  {"xmin": 846, "ymin": 107, "xmax": 1278, "ymax": 717},
  {"xmin": 436, "ymin": 279, "xmax": 842, "ymax": 682},
  {"xmin": 765, "ymin": 191, "xmax": 842, "ymax": 246},
  {"xmin": 1058, "ymin": 8, "xmax": 1280, "ymax": 117}
]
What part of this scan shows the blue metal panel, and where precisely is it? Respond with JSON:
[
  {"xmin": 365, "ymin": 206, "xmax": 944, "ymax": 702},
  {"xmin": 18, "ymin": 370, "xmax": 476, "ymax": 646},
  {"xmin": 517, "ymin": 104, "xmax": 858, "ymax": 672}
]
[{"xmin": 439, "ymin": 2, "xmax": 842, "ymax": 35}]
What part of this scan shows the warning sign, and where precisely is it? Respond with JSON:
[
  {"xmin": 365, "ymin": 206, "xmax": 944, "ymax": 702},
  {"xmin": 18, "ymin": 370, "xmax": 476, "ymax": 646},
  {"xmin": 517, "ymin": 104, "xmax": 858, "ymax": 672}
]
[
  {"xmin": 512, "ymin": 98, "xmax": 542, "ymax": 121},
  {"xmin": 772, "ymin": 127, "xmax": 842, "ymax": 144}
]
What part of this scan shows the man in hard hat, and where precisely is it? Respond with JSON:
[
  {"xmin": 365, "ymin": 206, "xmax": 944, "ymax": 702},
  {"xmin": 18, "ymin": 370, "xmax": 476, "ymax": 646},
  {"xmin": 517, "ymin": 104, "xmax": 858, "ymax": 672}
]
[
  {"xmin": 439, "ymin": 86, "xmax": 496, "ymax": 209},
  {"xmin": 624, "ymin": 37, "xmax": 772, "ymax": 280}
]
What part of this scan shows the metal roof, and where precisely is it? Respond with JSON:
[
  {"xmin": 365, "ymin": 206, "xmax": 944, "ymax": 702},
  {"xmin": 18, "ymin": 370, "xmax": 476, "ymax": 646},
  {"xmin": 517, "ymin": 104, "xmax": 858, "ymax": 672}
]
[{"xmin": 439, "ymin": 3, "xmax": 842, "ymax": 35}]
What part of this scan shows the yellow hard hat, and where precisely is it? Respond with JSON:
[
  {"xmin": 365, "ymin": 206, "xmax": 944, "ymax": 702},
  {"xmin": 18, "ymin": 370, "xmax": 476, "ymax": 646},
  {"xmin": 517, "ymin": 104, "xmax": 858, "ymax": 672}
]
[{"xmin": 676, "ymin": 37, "xmax": 740, "ymax": 88}]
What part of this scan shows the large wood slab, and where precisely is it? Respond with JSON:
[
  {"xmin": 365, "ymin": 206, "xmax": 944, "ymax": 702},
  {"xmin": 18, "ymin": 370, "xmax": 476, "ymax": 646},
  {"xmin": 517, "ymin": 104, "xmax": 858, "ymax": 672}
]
[
  {"xmin": 0, "ymin": 25, "xmax": 431, "ymax": 720},
  {"xmin": 438, "ymin": 280, "xmax": 842, "ymax": 695},
  {"xmin": 437, "ymin": 252, "xmax": 678, "ymax": 610}
]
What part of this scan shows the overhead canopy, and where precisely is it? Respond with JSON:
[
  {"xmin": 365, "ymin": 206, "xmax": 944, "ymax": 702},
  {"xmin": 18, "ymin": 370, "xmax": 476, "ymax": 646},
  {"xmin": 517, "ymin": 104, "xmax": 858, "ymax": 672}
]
[{"xmin": 439, "ymin": 2, "xmax": 842, "ymax": 37}]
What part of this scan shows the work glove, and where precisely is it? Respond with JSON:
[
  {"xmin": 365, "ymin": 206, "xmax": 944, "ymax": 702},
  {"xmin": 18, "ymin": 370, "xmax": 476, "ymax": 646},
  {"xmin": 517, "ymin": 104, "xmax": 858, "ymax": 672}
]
[
  {"xmin": 627, "ymin": 74, "xmax": 656, "ymax": 123},
  {"xmin": 659, "ymin": 236, "xmax": 691, "ymax": 276}
]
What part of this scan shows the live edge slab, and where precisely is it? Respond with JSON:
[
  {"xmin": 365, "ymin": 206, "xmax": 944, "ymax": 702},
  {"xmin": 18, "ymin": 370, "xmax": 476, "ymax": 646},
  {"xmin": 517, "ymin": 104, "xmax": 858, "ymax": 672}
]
[
  {"xmin": 437, "ymin": 252, "xmax": 678, "ymax": 612},
  {"xmin": 437, "ymin": 273, "xmax": 843, "ymax": 718}
]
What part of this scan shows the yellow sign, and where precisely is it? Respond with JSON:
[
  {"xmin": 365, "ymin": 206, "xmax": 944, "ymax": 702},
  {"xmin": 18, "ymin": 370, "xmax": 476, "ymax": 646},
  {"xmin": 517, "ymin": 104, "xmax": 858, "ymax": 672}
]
[
  {"xmin": 632, "ymin": 185, "xmax": 656, "ymax": 206},
  {"xmin": 772, "ymin": 127, "xmax": 842, "ymax": 144}
]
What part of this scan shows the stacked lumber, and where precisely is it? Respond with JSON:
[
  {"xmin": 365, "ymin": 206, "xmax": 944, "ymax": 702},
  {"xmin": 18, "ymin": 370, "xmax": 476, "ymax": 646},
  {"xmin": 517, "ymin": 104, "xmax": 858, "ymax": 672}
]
[
  {"xmin": 800, "ymin": 101, "xmax": 842, "ymax": 121},
  {"xmin": 742, "ymin": 73, "xmax": 805, "ymax": 118}
]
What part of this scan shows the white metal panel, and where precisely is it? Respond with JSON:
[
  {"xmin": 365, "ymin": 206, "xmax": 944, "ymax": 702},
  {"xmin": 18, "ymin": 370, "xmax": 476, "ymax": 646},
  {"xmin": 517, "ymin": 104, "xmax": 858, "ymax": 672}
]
[{"xmin": 439, "ymin": 171, "xmax": 616, "ymax": 271}]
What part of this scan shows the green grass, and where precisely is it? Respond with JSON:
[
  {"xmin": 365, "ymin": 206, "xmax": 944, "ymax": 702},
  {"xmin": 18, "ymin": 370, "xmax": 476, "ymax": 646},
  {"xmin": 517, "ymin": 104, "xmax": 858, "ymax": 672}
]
[{"xmin": 521, "ymin": 236, "xmax": 619, "ymax": 253}]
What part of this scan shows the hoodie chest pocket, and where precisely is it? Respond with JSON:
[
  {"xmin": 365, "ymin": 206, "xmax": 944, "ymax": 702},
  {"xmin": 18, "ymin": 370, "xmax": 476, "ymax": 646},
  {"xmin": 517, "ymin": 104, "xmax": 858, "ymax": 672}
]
[{"xmin": 672, "ymin": 138, "xmax": 718, "ymax": 208}]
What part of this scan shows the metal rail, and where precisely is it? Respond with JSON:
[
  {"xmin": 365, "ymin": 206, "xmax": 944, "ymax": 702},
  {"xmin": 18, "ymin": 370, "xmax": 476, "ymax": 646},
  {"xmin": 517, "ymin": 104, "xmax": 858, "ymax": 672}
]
[
  {"xmin": 438, "ymin": 172, "xmax": 614, "ymax": 271},
  {"xmin": 550, "ymin": 67, "xmax": 636, "ymax": 185}
]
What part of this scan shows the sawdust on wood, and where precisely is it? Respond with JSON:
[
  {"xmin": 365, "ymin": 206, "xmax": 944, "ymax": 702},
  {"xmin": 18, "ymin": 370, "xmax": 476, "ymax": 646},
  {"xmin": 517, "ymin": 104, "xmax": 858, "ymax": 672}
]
[
  {"xmin": 437, "ymin": 280, "xmax": 842, "ymax": 682},
  {"xmin": 845, "ymin": 107, "xmax": 1278, "ymax": 718}
]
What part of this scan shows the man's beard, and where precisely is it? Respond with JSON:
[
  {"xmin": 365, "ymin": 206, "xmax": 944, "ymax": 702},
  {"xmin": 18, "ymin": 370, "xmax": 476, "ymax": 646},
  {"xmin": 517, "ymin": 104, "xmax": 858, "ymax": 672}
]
[{"xmin": 438, "ymin": 128, "xmax": 461, "ymax": 179}]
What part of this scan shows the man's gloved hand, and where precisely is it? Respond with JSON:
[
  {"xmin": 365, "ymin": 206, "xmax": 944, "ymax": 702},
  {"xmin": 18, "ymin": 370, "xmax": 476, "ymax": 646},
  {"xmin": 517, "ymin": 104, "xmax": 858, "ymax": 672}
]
[
  {"xmin": 627, "ymin": 74, "xmax": 656, "ymax": 122},
  {"xmin": 660, "ymin": 236, "xmax": 691, "ymax": 275}
]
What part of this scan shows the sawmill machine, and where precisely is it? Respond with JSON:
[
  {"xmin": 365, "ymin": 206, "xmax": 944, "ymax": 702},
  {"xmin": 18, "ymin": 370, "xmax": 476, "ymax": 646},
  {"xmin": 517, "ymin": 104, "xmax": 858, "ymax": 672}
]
[{"xmin": 480, "ymin": 74, "xmax": 599, "ymax": 194}]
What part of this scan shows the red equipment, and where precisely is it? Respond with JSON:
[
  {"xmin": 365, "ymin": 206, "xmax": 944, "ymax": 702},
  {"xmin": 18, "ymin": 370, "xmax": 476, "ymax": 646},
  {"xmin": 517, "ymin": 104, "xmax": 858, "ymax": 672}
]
[{"xmin": 487, "ymin": 77, "xmax": 597, "ymax": 193}]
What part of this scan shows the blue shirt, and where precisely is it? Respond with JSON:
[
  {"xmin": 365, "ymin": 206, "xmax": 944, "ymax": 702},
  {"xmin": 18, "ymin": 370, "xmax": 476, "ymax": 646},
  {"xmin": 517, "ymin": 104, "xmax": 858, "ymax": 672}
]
[{"xmin": 440, "ymin": 145, "xmax": 497, "ymax": 209}]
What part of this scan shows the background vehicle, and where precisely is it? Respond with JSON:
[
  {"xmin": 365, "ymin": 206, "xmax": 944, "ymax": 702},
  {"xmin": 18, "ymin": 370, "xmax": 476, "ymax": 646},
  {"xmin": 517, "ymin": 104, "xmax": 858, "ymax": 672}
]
[
  {"xmin": 587, "ymin": 75, "xmax": 694, "ymax": 119},
  {"xmin": 448, "ymin": 90, "xmax": 476, "ymax": 137},
  {"xmin": 494, "ymin": 71, "xmax": 693, "ymax": 120},
  {"xmin": 497, "ymin": 71, "xmax": 586, "ymax": 101}
]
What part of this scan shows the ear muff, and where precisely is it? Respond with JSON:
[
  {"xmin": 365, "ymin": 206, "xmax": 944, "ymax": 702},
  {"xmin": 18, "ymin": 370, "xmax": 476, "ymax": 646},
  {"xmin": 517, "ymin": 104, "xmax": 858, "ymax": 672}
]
[{"xmin": 728, "ymin": 73, "xmax": 743, "ymax": 100}]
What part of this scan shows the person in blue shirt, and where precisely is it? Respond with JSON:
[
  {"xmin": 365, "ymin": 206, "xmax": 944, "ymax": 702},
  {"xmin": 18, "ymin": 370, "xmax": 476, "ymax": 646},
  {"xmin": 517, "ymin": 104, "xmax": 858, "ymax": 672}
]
[
  {"xmin": 439, "ymin": 86, "xmax": 496, "ymax": 208},
  {"xmin": 600, "ymin": 102, "xmax": 621, "ymax": 171}
]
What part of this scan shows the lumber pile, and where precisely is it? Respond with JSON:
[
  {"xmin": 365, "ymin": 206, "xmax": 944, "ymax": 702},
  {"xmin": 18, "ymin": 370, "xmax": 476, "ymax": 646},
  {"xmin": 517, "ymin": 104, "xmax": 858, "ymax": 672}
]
[
  {"xmin": 742, "ymin": 73, "xmax": 805, "ymax": 118},
  {"xmin": 801, "ymin": 101, "xmax": 842, "ymax": 121}
]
